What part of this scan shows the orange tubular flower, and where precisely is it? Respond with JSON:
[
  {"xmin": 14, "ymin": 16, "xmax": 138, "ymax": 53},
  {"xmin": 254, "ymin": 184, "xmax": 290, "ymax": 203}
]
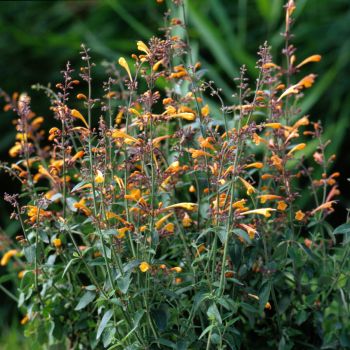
[
  {"xmin": 238, "ymin": 177, "xmax": 256, "ymax": 196},
  {"xmin": 296, "ymin": 55, "xmax": 321, "ymax": 69},
  {"xmin": 71, "ymin": 109, "xmax": 89, "ymax": 128},
  {"xmin": 1, "ymin": 249, "xmax": 18, "ymax": 266},
  {"xmin": 27, "ymin": 206, "xmax": 52, "ymax": 224},
  {"xmin": 74, "ymin": 199, "xmax": 92, "ymax": 216},
  {"xmin": 188, "ymin": 148, "xmax": 213, "ymax": 159},
  {"xmin": 258, "ymin": 194, "xmax": 282, "ymax": 204},
  {"xmin": 311, "ymin": 201, "xmax": 336, "ymax": 215}
]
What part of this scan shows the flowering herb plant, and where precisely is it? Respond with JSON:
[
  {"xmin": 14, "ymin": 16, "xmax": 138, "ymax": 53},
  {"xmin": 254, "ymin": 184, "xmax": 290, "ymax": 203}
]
[{"xmin": 1, "ymin": 1, "xmax": 350, "ymax": 349}]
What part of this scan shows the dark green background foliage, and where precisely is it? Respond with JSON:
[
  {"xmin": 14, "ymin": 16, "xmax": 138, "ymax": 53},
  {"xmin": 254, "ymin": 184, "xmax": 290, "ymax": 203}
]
[{"xmin": 0, "ymin": 0, "xmax": 349, "ymax": 346}]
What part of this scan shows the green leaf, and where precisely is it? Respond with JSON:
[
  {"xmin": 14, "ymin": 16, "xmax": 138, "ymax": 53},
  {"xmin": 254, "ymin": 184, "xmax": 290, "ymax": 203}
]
[
  {"xmin": 97, "ymin": 309, "xmax": 114, "ymax": 340},
  {"xmin": 117, "ymin": 274, "xmax": 132, "ymax": 294},
  {"xmin": 75, "ymin": 291, "xmax": 96, "ymax": 311},
  {"xmin": 259, "ymin": 282, "xmax": 271, "ymax": 312},
  {"xmin": 207, "ymin": 303, "xmax": 222, "ymax": 325},
  {"xmin": 233, "ymin": 228, "xmax": 251, "ymax": 244},
  {"xmin": 62, "ymin": 258, "xmax": 79, "ymax": 278},
  {"xmin": 334, "ymin": 223, "xmax": 350, "ymax": 235},
  {"xmin": 151, "ymin": 304, "xmax": 169, "ymax": 332}
]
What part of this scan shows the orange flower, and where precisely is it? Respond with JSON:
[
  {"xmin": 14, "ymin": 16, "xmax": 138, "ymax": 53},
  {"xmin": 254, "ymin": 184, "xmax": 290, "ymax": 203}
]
[
  {"xmin": 20, "ymin": 314, "xmax": 30, "ymax": 325},
  {"xmin": 162, "ymin": 203, "xmax": 197, "ymax": 211},
  {"xmin": 295, "ymin": 210, "xmax": 305, "ymax": 221},
  {"xmin": 188, "ymin": 148, "xmax": 213, "ymax": 159},
  {"xmin": 182, "ymin": 212, "xmax": 193, "ymax": 227},
  {"xmin": 71, "ymin": 109, "xmax": 89, "ymax": 128},
  {"xmin": 1, "ymin": 249, "xmax": 18, "ymax": 266},
  {"xmin": 278, "ymin": 74, "xmax": 316, "ymax": 101},
  {"xmin": 155, "ymin": 213, "xmax": 173, "ymax": 229},
  {"xmin": 296, "ymin": 55, "xmax": 321, "ymax": 69},
  {"xmin": 311, "ymin": 201, "xmax": 336, "ymax": 215},
  {"xmin": 240, "ymin": 223, "xmax": 257, "ymax": 239},
  {"xmin": 238, "ymin": 177, "xmax": 256, "ymax": 196},
  {"xmin": 270, "ymin": 154, "xmax": 283, "ymax": 171},
  {"xmin": 245, "ymin": 162, "xmax": 264, "ymax": 169},
  {"xmin": 277, "ymin": 201, "xmax": 288, "ymax": 211},
  {"xmin": 304, "ymin": 238, "xmax": 312, "ymax": 248},
  {"xmin": 201, "ymin": 104, "xmax": 210, "ymax": 117},
  {"xmin": 53, "ymin": 238, "xmax": 62, "ymax": 248},
  {"xmin": 258, "ymin": 194, "xmax": 282, "ymax": 204},
  {"xmin": 265, "ymin": 302, "xmax": 272, "ymax": 310},
  {"xmin": 288, "ymin": 143, "xmax": 306, "ymax": 155},
  {"xmin": 74, "ymin": 199, "xmax": 92, "ymax": 216}
]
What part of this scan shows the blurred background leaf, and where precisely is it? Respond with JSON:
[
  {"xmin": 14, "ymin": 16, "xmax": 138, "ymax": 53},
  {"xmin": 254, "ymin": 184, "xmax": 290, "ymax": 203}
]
[{"xmin": 0, "ymin": 0, "xmax": 349, "ymax": 346}]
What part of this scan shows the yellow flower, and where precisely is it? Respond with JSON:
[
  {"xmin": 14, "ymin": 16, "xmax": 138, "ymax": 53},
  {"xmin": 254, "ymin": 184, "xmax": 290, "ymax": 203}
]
[
  {"xmin": 270, "ymin": 154, "xmax": 283, "ymax": 171},
  {"xmin": 182, "ymin": 212, "xmax": 193, "ymax": 228},
  {"xmin": 238, "ymin": 177, "xmax": 256, "ymax": 196},
  {"xmin": 155, "ymin": 213, "xmax": 173, "ymax": 229},
  {"xmin": 245, "ymin": 162, "xmax": 264, "ymax": 169},
  {"xmin": 295, "ymin": 210, "xmax": 305, "ymax": 221},
  {"xmin": 201, "ymin": 104, "xmax": 210, "ymax": 117},
  {"xmin": 74, "ymin": 198, "xmax": 92, "ymax": 216},
  {"xmin": 167, "ymin": 112, "xmax": 196, "ymax": 121},
  {"xmin": 296, "ymin": 54, "xmax": 321, "ymax": 69},
  {"xmin": 118, "ymin": 57, "xmax": 132, "ymax": 81},
  {"xmin": 277, "ymin": 201, "xmax": 288, "ymax": 211},
  {"xmin": 20, "ymin": 314, "xmax": 30, "ymax": 325},
  {"xmin": 124, "ymin": 189, "xmax": 142, "ymax": 201},
  {"xmin": 163, "ymin": 223, "xmax": 175, "ymax": 233},
  {"xmin": 152, "ymin": 59, "xmax": 164, "ymax": 71},
  {"xmin": 1, "ymin": 249, "xmax": 18, "ymax": 266},
  {"xmin": 53, "ymin": 238, "xmax": 62, "ymax": 248},
  {"xmin": 188, "ymin": 148, "xmax": 213, "ymax": 159},
  {"xmin": 117, "ymin": 227, "xmax": 129, "ymax": 239},
  {"xmin": 162, "ymin": 203, "xmax": 197, "ymax": 211},
  {"xmin": 27, "ymin": 205, "xmax": 51, "ymax": 223},
  {"xmin": 288, "ymin": 143, "xmax": 306, "ymax": 156},
  {"xmin": 241, "ymin": 208, "xmax": 276, "ymax": 218},
  {"xmin": 139, "ymin": 261, "xmax": 150, "ymax": 272},
  {"xmin": 112, "ymin": 129, "xmax": 138, "ymax": 144},
  {"xmin": 18, "ymin": 271, "xmax": 25, "ymax": 279},
  {"xmin": 265, "ymin": 302, "xmax": 272, "ymax": 310},
  {"xmin": 189, "ymin": 185, "xmax": 196, "ymax": 193},
  {"xmin": 9, "ymin": 142, "xmax": 23, "ymax": 158},
  {"xmin": 170, "ymin": 267, "xmax": 182, "ymax": 273},
  {"xmin": 240, "ymin": 223, "xmax": 257, "ymax": 239},
  {"xmin": 71, "ymin": 109, "xmax": 89, "ymax": 128},
  {"xmin": 137, "ymin": 41, "xmax": 150, "ymax": 55},
  {"xmin": 94, "ymin": 170, "xmax": 104, "ymax": 184},
  {"xmin": 265, "ymin": 123, "xmax": 282, "ymax": 129},
  {"xmin": 258, "ymin": 194, "xmax": 282, "ymax": 204}
]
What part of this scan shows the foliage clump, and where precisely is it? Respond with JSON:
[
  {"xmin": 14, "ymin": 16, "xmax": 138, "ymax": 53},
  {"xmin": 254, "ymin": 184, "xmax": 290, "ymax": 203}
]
[{"xmin": 1, "ymin": 1, "xmax": 349, "ymax": 349}]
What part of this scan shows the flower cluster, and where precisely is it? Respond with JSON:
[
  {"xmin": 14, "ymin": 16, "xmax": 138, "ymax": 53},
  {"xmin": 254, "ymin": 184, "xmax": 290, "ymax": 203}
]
[{"xmin": 0, "ymin": 1, "xmax": 348, "ymax": 349}]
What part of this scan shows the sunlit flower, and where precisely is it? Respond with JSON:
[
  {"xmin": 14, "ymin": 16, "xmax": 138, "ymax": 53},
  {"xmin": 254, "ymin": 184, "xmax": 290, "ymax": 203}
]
[
  {"xmin": 240, "ymin": 223, "xmax": 258, "ymax": 239},
  {"xmin": 241, "ymin": 208, "xmax": 276, "ymax": 218},
  {"xmin": 265, "ymin": 302, "xmax": 272, "ymax": 310},
  {"xmin": 53, "ymin": 238, "xmax": 62, "ymax": 248},
  {"xmin": 94, "ymin": 170, "xmax": 104, "ymax": 184},
  {"xmin": 139, "ymin": 261, "xmax": 150, "ymax": 272},
  {"xmin": 118, "ymin": 57, "xmax": 132, "ymax": 81},
  {"xmin": 201, "ymin": 104, "xmax": 209, "ymax": 117},
  {"xmin": 71, "ymin": 109, "xmax": 89, "ymax": 128},
  {"xmin": 27, "ymin": 205, "xmax": 52, "ymax": 223},
  {"xmin": 188, "ymin": 148, "xmax": 213, "ymax": 159}
]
